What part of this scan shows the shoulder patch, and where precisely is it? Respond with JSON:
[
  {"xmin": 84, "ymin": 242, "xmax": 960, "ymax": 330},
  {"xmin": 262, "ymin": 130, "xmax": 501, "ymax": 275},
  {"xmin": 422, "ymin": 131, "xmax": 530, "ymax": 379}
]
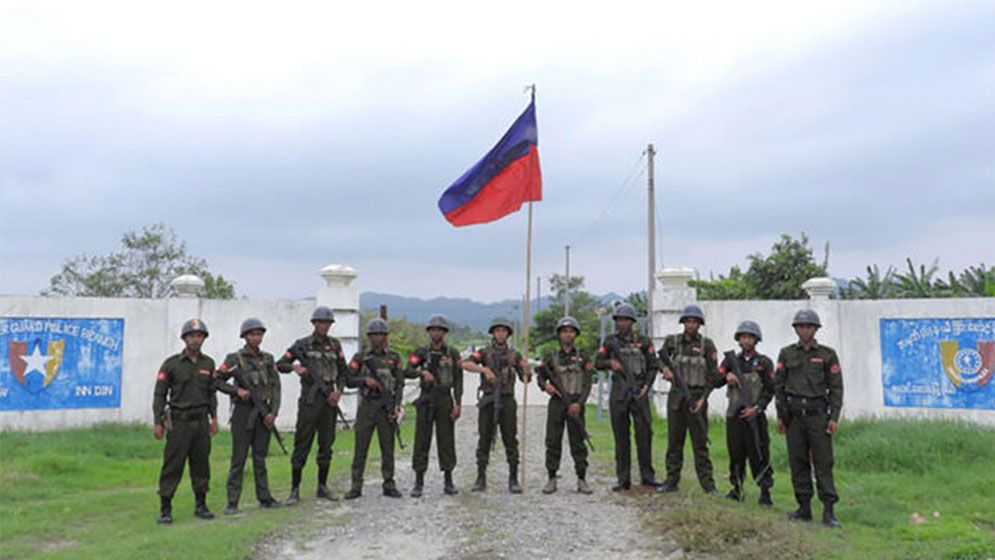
[
  {"xmin": 830, "ymin": 363, "xmax": 841, "ymax": 375},
  {"xmin": 284, "ymin": 351, "xmax": 293, "ymax": 359},
  {"xmin": 157, "ymin": 371, "xmax": 167, "ymax": 382},
  {"xmin": 409, "ymin": 354, "xmax": 421, "ymax": 365},
  {"xmin": 776, "ymin": 361, "xmax": 785, "ymax": 371},
  {"xmin": 219, "ymin": 362, "xmax": 230, "ymax": 373},
  {"xmin": 472, "ymin": 351, "xmax": 482, "ymax": 360},
  {"xmin": 647, "ymin": 344, "xmax": 655, "ymax": 354},
  {"xmin": 349, "ymin": 359, "xmax": 361, "ymax": 370},
  {"xmin": 597, "ymin": 346, "xmax": 608, "ymax": 355}
]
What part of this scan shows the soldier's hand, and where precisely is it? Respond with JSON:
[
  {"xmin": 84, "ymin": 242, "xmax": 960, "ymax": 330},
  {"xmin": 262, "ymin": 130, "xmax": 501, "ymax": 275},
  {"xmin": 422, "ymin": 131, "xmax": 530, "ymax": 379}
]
[
  {"xmin": 364, "ymin": 377, "xmax": 382, "ymax": 391},
  {"xmin": 776, "ymin": 418, "xmax": 786, "ymax": 434},
  {"xmin": 209, "ymin": 417, "xmax": 219, "ymax": 437},
  {"xmin": 544, "ymin": 384, "xmax": 559, "ymax": 397},
  {"xmin": 691, "ymin": 397, "xmax": 705, "ymax": 414},
  {"xmin": 327, "ymin": 390, "xmax": 341, "ymax": 407},
  {"xmin": 826, "ymin": 419, "xmax": 838, "ymax": 435},
  {"xmin": 609, "ymin": 359, "xmax": 624, "ymax": 374},
  {"xmin": 422, "ymin": 371, "xmax": 436, "ymax": 385},
  {"xmin": 264, "ymin": 413, "xmax": 276, "ymax": 428},
  {"xmin": 568, "ymin": 402, "xmax": 582, "ymax": 417},
  {"xmin": 154, "ymin": 424, "xmax": 165, "ymax": 440},
  {"xmin": 292, "ymin": 364, "xmax": 308, "ymax": 377},
  {"xmin": 236, "ymin": 388, "xmax": 251, "ymax": 401},
  {"xmin": 451, "ymin": 404, "xmax": 462, "ymax": 421},
  {"xmin": 739, "ymin": 406, "xmax": 757, "ymax": 421},
  {"xmin": 661, "ymin": 367, "xmax": 674, "ymax": 382},
  {"xmin": 638, "ymin": 385, "xmax": 649, "ymax": 400},
  {"xmin": 726, "ymin": 373, "xmax": 740, "ymax": 387},
  {"xmin": 482, "ymin": 368, "xmax": 498, "ymax": 386},
  {"xmin": 390, "ymin": 406, "xmax": 403, "ymax": 421}
]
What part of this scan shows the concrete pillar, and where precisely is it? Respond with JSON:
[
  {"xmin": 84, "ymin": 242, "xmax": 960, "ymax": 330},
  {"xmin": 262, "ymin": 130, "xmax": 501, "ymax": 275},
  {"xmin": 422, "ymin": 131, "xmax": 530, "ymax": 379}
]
[
  {"xmin": 316, "ymin": 264, "xmax": 360, "ymax": 420},
  {"xmin": 169, "ymin": 274, "xmax": 204, "ymax": 298},
  {"xmin": 166, "ymin": 275, "xmax": 204, "ymax": 397},
  {"xmin": 652, "ymin": 266, "xmax": 697, "ymax": 341},
  {"xmin": 802, "ymin": 277, "xmax": 836, "ymax": 300},
  {"xmin": 804, "ymin": 277, "xmax": 843, "ymax": 401}
]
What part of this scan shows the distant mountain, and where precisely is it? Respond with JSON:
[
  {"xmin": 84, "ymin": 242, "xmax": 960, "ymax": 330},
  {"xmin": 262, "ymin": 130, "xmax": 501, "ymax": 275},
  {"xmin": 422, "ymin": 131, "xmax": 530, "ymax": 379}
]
[{"xmin": 360, "ymin": 291, "xmax": 628, "ymax": 333}]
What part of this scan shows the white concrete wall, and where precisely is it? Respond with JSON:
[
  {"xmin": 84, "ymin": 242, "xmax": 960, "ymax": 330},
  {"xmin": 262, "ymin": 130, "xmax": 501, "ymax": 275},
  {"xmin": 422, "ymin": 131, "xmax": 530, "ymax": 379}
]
[{"xmin": 650, "ymin": 269, "xmax": 995, "ymax": 426}]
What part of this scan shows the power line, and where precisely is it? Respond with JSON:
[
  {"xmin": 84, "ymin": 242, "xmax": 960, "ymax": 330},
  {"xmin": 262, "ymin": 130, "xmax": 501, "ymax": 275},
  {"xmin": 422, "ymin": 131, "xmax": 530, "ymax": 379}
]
[{"xmin": 571, "ymin": 152, "xmax": 647, "ymax": 246}]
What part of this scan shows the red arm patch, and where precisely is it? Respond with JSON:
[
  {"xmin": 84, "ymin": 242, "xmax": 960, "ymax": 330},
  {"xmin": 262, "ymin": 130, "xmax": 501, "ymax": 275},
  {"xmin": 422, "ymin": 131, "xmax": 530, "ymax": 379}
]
[
  {"xmin": 284, "ymin": 351, "xmax": 293, "ymax": 359},
  {"xmin": 718, "ymin": 365, "xmax": 726, "ymax": 375},
  {"xmin": 219, "ymin": 362, "xmax": 230, "ymax": 373},
  {"xmin": 472, "ymin": 351, "xmax": 482, "ymax": 360},
  {"xmin": 776, "ymin": 361, "xmax": 785, "ymax": 372},
  {"xmin": 597, "ymin": 346, "xmax": 607, "ymax": 355},
  {"xmin": 647, "ymin": 344, "xmax": 655, "ymax": 354},
  {"xmin": 157, "ymin": 371, "xmax": 167, "ymax": 382},
  {"xmin": 349, "ymin": 359, "xmax": 361, "ymax": 371},
  {"xmin": 830, "ymin": 364, "xmax": 841, "ymax": 375},
  {"xmin": 409, "ymin": 354, "xmax": 422, "ymax": 365}
]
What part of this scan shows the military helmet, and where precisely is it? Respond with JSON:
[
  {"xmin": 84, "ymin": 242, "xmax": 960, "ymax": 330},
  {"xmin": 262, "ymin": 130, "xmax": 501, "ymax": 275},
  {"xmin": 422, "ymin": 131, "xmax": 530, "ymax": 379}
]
[
  {"xmin": 679, "ymin": 304, "xmax": 706, "ymax": 325},
  {"xmin": 310, "ymin": 306, "xmax": 335, "ymax": 323},
  {"xmin": 240, "ymin": 317, "xmax": 266, "ymax": 337},
  {"xmin": 792, "ymin": 309, "xmax": 822, "ymax": 328},
  {"xmin": 555, "ymin": 316, "xmax": 581, "ymax": 334},
  {"xmin": 425, "ymin": 314, "xmax": 450, "ymax": 332},
  {"xmin": 488, "ymin": 317, "xmax": 514, "ymax": 335},
  {"xmin": 180, "ymin": 318, "xmax": 209, "ymax": 339},
  {"xmin": 734, "ymin": 320, "xmax": 762, "ymax": 342},
  {"xmin": 612, "ymin": 304, "xmax": 638, "ymax": 321},
  {"xmin": 366, "ymin": 318, "xmax": 390, "ymax": 335}
]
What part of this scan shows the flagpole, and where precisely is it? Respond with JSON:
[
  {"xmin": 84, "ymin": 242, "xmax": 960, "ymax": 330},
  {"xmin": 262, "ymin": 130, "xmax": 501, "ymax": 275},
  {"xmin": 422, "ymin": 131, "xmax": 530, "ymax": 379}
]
[{"xmin": 521, "ymin": 199, "xmax": 533, "ymax": 493}]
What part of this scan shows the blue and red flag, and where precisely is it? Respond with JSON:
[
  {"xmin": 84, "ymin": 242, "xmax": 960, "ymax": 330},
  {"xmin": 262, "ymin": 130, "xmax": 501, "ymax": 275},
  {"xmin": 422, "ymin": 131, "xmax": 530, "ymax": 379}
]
[{"xmin": 438, "ymin": 96, "xmax": 542, "ymax": 227}]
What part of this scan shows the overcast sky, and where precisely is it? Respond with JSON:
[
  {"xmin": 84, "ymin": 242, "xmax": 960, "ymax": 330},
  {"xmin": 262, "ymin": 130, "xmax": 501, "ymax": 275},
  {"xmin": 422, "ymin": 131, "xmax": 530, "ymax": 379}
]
[{"xmin": 2, "ymin": 0, "xmax": 993, "ymax": 302}]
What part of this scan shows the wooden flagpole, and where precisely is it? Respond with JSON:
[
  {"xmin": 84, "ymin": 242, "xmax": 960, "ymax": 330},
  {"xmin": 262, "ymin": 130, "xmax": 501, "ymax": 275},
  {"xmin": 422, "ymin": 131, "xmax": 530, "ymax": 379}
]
[{"xmin": 521, "ymin": 200, "xmax": 533, "ymax": 493}]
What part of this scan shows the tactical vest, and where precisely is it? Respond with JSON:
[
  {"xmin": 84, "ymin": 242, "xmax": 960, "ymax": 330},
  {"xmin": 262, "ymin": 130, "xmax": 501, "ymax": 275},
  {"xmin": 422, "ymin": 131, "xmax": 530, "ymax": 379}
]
[
  {"xmin": 671, "ymin": 335, "xmax": 708, "ymax": 388},
  {"xmin": 615, "ymin": 338, "xmax": 647, "ymax": 384},
  {"xmin": 365, "ymin": 353, "xmax": 397, "ymax": 396},
  {"xmin": 425, "ymin": 347, "xmax": 455, "ymax": 389},
  {"xmin": 485, "ymin": 346, "xmax": 517, "ymax": 395},
  {"xmin": 725, "ymin": 355, "xmax": 763, "ymax": 417},
  {"xmin": 237, "ymin": 352, "xmax": 274, "ymax": 403},
  {"xmin": 304, "ymin": 338, "xmax": 339, "ymax": 385},
  {"xmin": 550, "ymin": 350, "xmax": 586, "ymax": 396}
]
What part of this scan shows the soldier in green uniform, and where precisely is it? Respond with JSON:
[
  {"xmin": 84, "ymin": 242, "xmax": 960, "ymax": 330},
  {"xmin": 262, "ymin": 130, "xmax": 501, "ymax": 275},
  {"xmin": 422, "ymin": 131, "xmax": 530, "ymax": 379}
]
[
  {"xmin": 344, "ymin": 319, "xmax": 406, "ymax": 499},
  {"xmin": 536, "ymin": 316, "xmax": 595, "ymax": 495},
  {"xmin": 595, "ymin": 304, "xmax": 663, "ymax": 491},
  {"xmin": 152, "ymin": 318, "xmax": 219, "ymax": 524},
  {"xmin": 462, "ymin": 317, "xmax": 532, "ymax": 494},
  {"xmin": 659, "ymin": 304, "xmax": 722, "ymax": 494},
  {"xmin": 215, "ymin": 318, "xmax": 283, "ymax": 514},
  {"xmin": 775, "ymin": 309, "xmax": 843, "ymax": 528},
  {"xmin": 405, "ymin": 314, "xmax": 464, "ymax": 497},
  {"xmin": 275, "ymin": 306, "xmax": 348, "ymax": 504},
  {"xmin": 716, "ymin": 320, "xmax": 775, "ymax": 505}
]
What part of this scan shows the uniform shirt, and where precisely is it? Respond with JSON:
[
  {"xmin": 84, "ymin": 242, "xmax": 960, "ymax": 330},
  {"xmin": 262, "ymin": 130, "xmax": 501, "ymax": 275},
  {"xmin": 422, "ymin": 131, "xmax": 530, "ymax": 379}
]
[
  {"xmin": 536, "ymin": 345, "xmax": 594, "ymax": 403},
  {"xmin": 216, "ymin": 345, "xmax": 282, "ymax": 415},
  {"xmin": 595, "ymin": 332, "xmax": 660, "ymax": 394},
  {"xmin": 716, "ymin": 350, "xmax": 775, "ymax": 418},
  {"xmin": 152, "ymin": 351, "xmax": 217, "ymax": 423},
  {"xmin": 276, "ymin": 334, "xmax": 349, "ymax": 392},
  {"xmin": 404, "ymin": 343, "xmax": 464, "ymax": 406},
  {"xmin": 466, "ymin": 341, "xmax": 526, "ymax": 395},
  {"xmin": 774, "ymin": 339, "xmax": 844, "ymax": 422},
  {"xmin": 662, "ymin": 332, "xmax": 721, "ymax": 399},
  {"xmin": 346, "ymin": 348, "xmax": 405, "ymax": 408}
]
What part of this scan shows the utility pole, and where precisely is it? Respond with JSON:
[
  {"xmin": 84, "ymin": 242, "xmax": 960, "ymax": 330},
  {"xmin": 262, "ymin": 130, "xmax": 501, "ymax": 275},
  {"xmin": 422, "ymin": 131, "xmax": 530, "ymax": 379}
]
[
  {"xmin": 564, "ymin": 245, "xmax": 571, "ymax": 316},
  {"xmin": 536, "ymin": 276, "xmax": 542, "ymax": 314},
  {"xmin": 646, "ymin": 143, "xmax": 656, "ymax": 331}
]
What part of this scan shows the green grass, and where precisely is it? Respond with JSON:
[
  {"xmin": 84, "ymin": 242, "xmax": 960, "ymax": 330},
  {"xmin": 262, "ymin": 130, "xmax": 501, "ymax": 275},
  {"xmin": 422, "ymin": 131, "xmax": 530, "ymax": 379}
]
[
  {"xmin": 583, "ymin": 407, "xmax": 995, "ymax": 559},
  {"xmin": 0, "ymin": 416, "xmax": 418, "ymax": 560}
]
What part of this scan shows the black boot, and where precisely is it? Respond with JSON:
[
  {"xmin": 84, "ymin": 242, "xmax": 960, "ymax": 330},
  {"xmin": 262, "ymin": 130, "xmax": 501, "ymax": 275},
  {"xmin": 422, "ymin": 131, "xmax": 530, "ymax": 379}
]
[
  {"xmin": 410, "ymin": 471, "xmax": 425, "ymax": 498},
  {"xmin": 725, "ymin": 486, "xmax": 742, "ymax": 501},
  {"xmin": 193, "ymin": 493, "xmax": 214, "ymax": 520},
  {"xmin": 472, "ymin": 466, "xmax": 487, "ymax": 492},
  {"xmin": 443, "ymin": 470, "xmax": 458, "ymax": 495},
  {"xmin": 758, "ymin": 487, "xmax": 773, "ymax": 507},
  {"xmin": 822, "ymin": 502, "xmax": 841, "ymax": 528},
  {"xmin": 508, "ymin": 466, "xmax": 522, "ymax": 494},
  {"xmin": 612, "ymin": 480, "xmax": 631, "ymax": 492},
  {"xmin": 156, "ymin": 497, "xmax": 172, "ymax": 524},
  {"xmin": 788, "ymin": 501, "xmax": 813, "ymax": 522},
  {"xmin": 224, "ymin": 501, "xmax": 238, "ymax": 515},
  {"xmin": 656, "ymin": 479, "xmax": 679, "ymax": 493},
  {"xmin": 344, "ymin": 482, "xmax": 362, "ymax": 500},
  {"xmin": 286, "ymin": 486, "xmax": 300, "ymax": 505},
  {"xmin": 383, "ymin": 479, "xmax": 402, "ymax": 498},
  {"xmin": 316, "ymin": 484, "xmax": 337, "ymax": 501}
]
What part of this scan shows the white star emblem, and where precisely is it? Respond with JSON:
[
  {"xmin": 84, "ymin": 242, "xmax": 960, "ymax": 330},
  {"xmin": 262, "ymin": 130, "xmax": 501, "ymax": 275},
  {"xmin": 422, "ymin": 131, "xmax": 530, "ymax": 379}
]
[{"xmin": 20, "ymin": 345, "xmax": 54, "ymax": 375}]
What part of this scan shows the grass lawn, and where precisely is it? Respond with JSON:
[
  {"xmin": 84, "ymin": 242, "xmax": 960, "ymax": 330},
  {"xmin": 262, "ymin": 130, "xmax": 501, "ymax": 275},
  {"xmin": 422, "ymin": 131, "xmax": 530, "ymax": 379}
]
[{"xmin": 583, "ymin": 407, "xmax": 995, "ymax": 559}]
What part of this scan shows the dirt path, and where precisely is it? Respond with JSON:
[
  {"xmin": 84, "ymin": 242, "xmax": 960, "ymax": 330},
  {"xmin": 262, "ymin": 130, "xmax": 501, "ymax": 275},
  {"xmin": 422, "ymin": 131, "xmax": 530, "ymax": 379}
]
[{"xmin": 256, "ymin": 406, "xmax": 680, "ymax": 560}]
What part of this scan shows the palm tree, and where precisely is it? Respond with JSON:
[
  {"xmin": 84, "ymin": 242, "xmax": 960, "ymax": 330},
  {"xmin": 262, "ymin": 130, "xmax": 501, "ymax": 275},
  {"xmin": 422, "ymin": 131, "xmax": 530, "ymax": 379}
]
[
  {"xmin": 846, "ymin": 265, "xmax": 897, "ymax": 299},
  {"xmin": 893, "ymin": 258, "xmax": 940, "ymax": 298}
]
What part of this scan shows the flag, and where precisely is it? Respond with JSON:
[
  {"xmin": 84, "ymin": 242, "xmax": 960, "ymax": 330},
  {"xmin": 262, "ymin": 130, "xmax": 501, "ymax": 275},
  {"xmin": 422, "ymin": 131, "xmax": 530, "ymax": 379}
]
[{"xmin": 438, "ymin": 96, "xmax": 542, "ymax": 226}]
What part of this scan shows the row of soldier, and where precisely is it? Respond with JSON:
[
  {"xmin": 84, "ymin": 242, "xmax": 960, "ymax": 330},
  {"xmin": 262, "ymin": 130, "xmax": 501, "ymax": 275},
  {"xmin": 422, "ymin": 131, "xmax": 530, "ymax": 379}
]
[{"xmin": 152, "ymin": 304, "xmax": 843, "ymax": 529}]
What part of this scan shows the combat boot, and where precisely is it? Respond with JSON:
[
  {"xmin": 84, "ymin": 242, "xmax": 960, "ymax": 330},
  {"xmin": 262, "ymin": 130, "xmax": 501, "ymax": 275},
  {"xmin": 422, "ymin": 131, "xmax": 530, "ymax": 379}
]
[
  {"xmin": 316, "ymin": 484, "xmax": 337, "ymax": 501},
  {"xmin": 725, "ymin": 485, "xmax": 742, "ymax": 501},
  {"xmin": 224, "ymin": 502, "xmax": 238, "ymax": 515},
  {"xmin": 758, "ymin": 487, "xmax": 773, "ymax": 507},
  {"xmin": 286, "ymin": 486, "xmax": 300, "ymax": 505},
  {"xmin": 443, "ymin": 470, "xmax": 458, "ymax": 495},
  {"xmin": 156, "ymin": 497, "xmax": 173, "ymax": 524},
  {"xmin": 611, "ymin": 480, "xmax": 631, "ymax": 492},
  {"xmin": 822, "ymin": 503, "xmax": 841, "ymax": 528},
  {"xmin": 383, "ymin": 479, "xmax": 402, "ymax": 498},
  {"xmin": 193, "ymin": 493, "xmax": 214, "ymax": 520},
  {"xmin": 508, "ymin": 466, "xmax": 522, "ymax": 494},
  {"xmin": 656, "ymin": 479, "xmax": 679, "ymax": 493},
  {"xmin": 577, "ymin": 478, "xmax": 592, "ymax": 495},
  {"xmin": 471, "ymin": 466, "xmax": 487, "ymax": 492},
  {"xmin": 542, "ymin": 474, "xmax": 557, "ymax": 494},
  {"xmin": 344, "ymin": 484, "xmax": 362, "ymax": 500},
  {"xmin": 788, "ymin": 501, "xmax": 813, "ymax": 522},
  {"xmin": 410, "ymin": 471, "xmax": 425, "ymax": 498}
]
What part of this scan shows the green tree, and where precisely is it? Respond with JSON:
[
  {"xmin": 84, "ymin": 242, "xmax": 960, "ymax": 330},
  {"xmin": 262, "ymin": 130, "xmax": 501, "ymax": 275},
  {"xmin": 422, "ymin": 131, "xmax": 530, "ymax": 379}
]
[
  {"xmin": 43, "ymin": 223, "xmax": 236, "ymax": 299},
  {"xmin": 892, "ymin": 258, "xmax": 940, "ymax": 299},
  {"xmin": 841, "ymin": 265, "xmax": 897, "ymax": 300},
  {"xmin": 624, "ymin": 291, "xmax": 648, "ymax": 316},
  {"xmin": 689, "ymin": 266, "xmax": 755, "ymax": 300},
  {"xmin": 530, "ymin": 275, "xmax": 603, "ymax": 359}
]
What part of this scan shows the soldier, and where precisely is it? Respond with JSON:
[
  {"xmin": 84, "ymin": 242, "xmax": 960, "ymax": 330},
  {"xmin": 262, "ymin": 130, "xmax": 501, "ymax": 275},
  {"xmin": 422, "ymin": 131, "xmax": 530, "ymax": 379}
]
[
  {"xmin": 405, "ymin": 314, "xmax": 464, "ymax": 497},
  {"xmin": 716, "ymin": 320, "xmax": 775, "ymax": 505},
  {"xmin": 275, "ymin": 306, "xmax": 348, "ymax": 504},
  {"xmin": 595, "ymin": 304, "xmax": 663, "ymax": 491},
  {"xmin": 152, "ymin": 318, "xmax": 219, "ymax": 524},
  {"xmin": 775, "ymin": 309, "xmax": 843, "ymax": 528},
  {"xmin": 215, "ymin": 318, "xmax": 283, "ymax": 514},
  {"xmin": 344, "ymin": 319, "xmax": 406, "ymax": 499},
  {"xmin": 659, "ymin": 304, "xmax": 722, "ymax": 494},
  {"xmin": 462, "ymin": 317, "xmax": 532, "ymax": 494},
  {"xmin": 536, "ymin": 316, "xmax": 595, "ymax": 495}
]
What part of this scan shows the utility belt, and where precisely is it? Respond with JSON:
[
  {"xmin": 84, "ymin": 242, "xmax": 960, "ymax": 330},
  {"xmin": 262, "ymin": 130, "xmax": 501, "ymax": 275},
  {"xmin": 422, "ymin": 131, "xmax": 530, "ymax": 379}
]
[
  {"xmin": 234, "ymin": 398, "xmax": 271, "ymax": 409},
  {"xmin": 170, "ymin": 406, "xmax": 209, "ymax": 421},
  {"xmin": 785, "ymin": 394, "xmax": 828, "ymax": 417}
]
